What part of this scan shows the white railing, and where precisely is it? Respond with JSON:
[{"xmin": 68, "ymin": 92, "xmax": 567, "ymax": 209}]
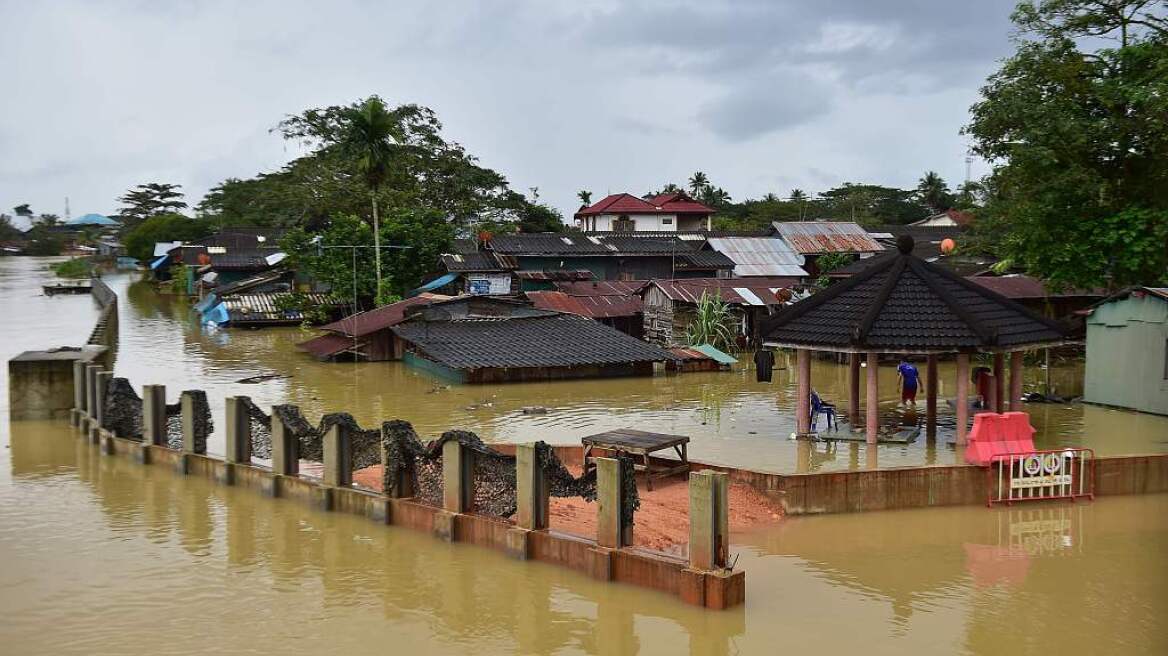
[{"xmin": 989, "ymin": 448, "xmax": 1094, "ymax": 507}]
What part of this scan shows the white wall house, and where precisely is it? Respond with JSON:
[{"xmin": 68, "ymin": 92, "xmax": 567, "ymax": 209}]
[{"xmin": 575, "ymin": 192, "xmax": 713, "ymax": 232}]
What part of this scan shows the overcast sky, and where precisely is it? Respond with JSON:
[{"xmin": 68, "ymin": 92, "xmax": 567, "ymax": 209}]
[{"xmin": 1, "ymin": 0, "xmax": 1020, "ymax": 222}]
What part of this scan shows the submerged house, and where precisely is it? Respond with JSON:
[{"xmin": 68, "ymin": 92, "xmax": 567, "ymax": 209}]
[
  {"xmin": 525, "ymin": 282, "xmax": 646, "ymax": 338},
  {"xmin": 573, "ymin": 191, "xmax": 714, "ymax": 232},
  {"xmin": 298, "ymin": 294, "xmax": 451, "ymax": 361},
  {"xmin": 641, "ymin": 277, "xmax": 796, "ymax": 347},
  {"xmin": 390, "ymin": 296, "xmax": 673, "ymax": 383},
  {"xmin": 1084, "ymin": 287, "xmax": 1168, "ymax": 416},
  {"xmin": 770, "ymin": 221, "xmax": 884, "ymax": 276},
  {"xmin": 442, "ymin": 233, "xmax": 733, "ymax": 292}
]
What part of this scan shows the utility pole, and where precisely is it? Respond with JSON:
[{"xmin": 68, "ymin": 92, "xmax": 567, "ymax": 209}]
[{"xmin": 65, "ymin": 197, "xmax": 71, "ymax": 222}]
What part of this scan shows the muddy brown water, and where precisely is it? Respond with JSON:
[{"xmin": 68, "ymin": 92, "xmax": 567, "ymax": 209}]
[{"xmin": 2, "ymin": 257, "xmax": 1166, "ymax": 654}]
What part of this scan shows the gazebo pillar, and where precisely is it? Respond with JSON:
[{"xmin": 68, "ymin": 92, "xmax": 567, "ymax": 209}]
[
  {"xmin": 955, "ymin": 354, "xmax": 970, "ymax": 445},
  {"xmin": 925, "ymin": 355, "xmax": 938, "ymax": 439},
  {"xmin": 795, "ymin": 348, "xmax": 811, "ymax": 436},
  {"xmin": 865, "ymin": 351, "xmax": 879, "ymax": 444},
  {"xmin": 1009, "ymin": 351, "xmax": 1024, "ymax": 412},
  {"xmin": 848, "ymin": 353, "xmax": 861, "ymax": 426},
  {"xmin": 992, "ymin": 353, "xmax": 1005, "ymax": 413}
]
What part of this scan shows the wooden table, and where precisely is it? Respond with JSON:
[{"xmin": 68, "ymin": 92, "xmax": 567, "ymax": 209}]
[{"xmin": 581, "ymin": 428, "xmax": 690, "ymax": 490}]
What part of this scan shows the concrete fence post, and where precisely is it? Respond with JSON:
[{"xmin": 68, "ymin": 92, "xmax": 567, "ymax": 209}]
[
  {"xmin": 596, "ymin": 456, "xmax": 632, "ymax": 549},
  {"xmin": 94, "ymin": 371, "xmax": 113, "ymax": 428},
  {"xmin": 271, "ymin": 411, "xmax": 298, "ymax": 477},
  {"xmin": 515, "ymin": 444, "xmax": 548, "ymax": 530},
  {"xmin": 688, "ymin": 470, "xmax": 729, "ymax": 571},
  {"xmin": 323, "ymin": 423, "xmax": 352, "ymax": 488},
  {"xmin": 142, "ymin": 385, "xmax": 166, "ymax": 446},
  {"xmin": 180, "ymin": 392, "xmax": 202, "ymax": 455},
  {"xmin": 85, "ymin": 363, "xmax": 102, "ymax": 430},
  {"xmin": 224, "ymin": 396, "xmax": 251, "ymax": 465},
  {"xmin": 73, "ymin": 361, "xmax": 87, "ymax": 413},
  {"xmin": 442, "ymin": 439, "xmax": 474, "ymax": 513}
]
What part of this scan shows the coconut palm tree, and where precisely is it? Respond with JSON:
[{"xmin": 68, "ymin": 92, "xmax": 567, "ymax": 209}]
[
  {"xmin": 340, "ymin": 97, "xmax": 399, "ymax": 302},
  {"xmin": 577, "ymin": 190, "xmax": 592, "ymax": 207},
  {"xmin": 916, "ymin": 171, "xmax": 953, "ymax": 213},
  {"xmin": 790, "ymin": 189, "xmax": 808, "ymax": 220},
  {"xmin": 688, "ymin": 171, "xmax": 709, "ymax": 196}
]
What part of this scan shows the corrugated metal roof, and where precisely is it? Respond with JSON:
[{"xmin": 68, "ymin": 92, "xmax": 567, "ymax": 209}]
[
  {"xmin": 706, "ymin": 236, "xmax": 808, "ymax": 277},
  {"xmin": 552, "ymin": 280, "xmax": 649, "ymax": 296},
  {"xmin": 966, "ymin": 275, "xmax": 1106, "ymax": 299},
  {"xmin": 319, "ymin": 293, "xmax": 452, "ymax": 338},
  {"xmin": 515, "ymin": 269, "xmax": 594, "ymax": 281},
  {"xmin": 223, "ymin": 293, "xmax": 342, "ymax": 324},
  {"xmin": 650, "ymin": 278, "xmax": 796, "ymax": 306},
  {"xmin": 298, "ymin": 333, "xmax": 361, "ymax": 359},
  {"xmin": 771, "ymin": 221, "xmax": 884, "ymax": 254},
  {"xmin": 526, "ymin": 291, "xmax": 642, "ymax": 318}
]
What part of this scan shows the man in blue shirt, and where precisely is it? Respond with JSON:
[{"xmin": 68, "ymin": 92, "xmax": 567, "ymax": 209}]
[{"xmin": 897, "ymin": 359, "xmax": 920, "ymax": 407}]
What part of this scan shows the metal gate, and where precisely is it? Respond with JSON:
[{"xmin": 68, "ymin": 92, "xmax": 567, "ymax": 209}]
[{"xmin": 988, "ymin": 448, "xmax": 1095, "ymax": 507}]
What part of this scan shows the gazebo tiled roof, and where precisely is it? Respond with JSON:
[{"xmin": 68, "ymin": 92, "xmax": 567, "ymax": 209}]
[{"xmin": 762, "ymin": 236, "xmax": 1070, "ymax": 353}]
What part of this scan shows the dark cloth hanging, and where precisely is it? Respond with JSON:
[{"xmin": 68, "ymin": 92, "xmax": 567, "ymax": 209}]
[{"xmin": 754, "ymin": 349, "xmax": 775, "ymax": 382}]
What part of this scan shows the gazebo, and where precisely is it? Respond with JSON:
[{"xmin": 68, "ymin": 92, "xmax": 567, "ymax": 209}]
[{"xmin": 761, "ymin": 236, "xmax": 1073, "ymax": 444}]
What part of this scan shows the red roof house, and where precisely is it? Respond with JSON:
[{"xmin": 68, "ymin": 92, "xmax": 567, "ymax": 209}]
[{"xmin": 574, "ymin": 191, "xmax": 714, "ymax": 232}]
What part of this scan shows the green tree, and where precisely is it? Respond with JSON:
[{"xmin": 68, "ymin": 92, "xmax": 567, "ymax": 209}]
[
  {"xmin": 282, "ymin": 210, "xmax": 453, "ymax": 307},
  {"xmin": 964, "ymin": 0, "xmax": 1168, "ymax": 288},
  {"xmin": 337, "ymin": 97, "xmax": 401, "ymax": 304},
  {"xmin": 118, "ymin": 183, "xmax": 187, "ymax": 223},
  {"xmin": 817, "ymin": 183, "xmax": 927, "ymax": 225},
  {"xmin": 916, "ymin": 171, "xmax": 954, "ymax": 213},
  {"xmin": 0, "ymin": 214, "xmax": 20, "ymax": 241},
  {"xmin": 688, "ymin": 171, "xmax": 709, "ymax": 196},
  {"xmin": 122, "ymin": 213, "xmax": 214, "ymax": 262},
  {"xmin": 577, "ymin": 190, "xmax": 592, "ymax": 207},
  {"xmin": 13, "ymin": 204, "xmax": 32, "ymax": 217}
]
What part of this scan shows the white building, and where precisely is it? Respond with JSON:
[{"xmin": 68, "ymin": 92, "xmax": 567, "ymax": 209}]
[{"xmin": 574, "ymin": 192, "xmax": 714, "ymax": 232}]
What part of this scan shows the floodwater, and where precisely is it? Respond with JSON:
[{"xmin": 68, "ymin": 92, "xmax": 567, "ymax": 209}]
[
  {"xmin": 97, "ymin": 266, "xmax": 1168, "ymax": 473},
  {"xmin": 2, "ymin": 257, "xmax": 1167, "ymax": 655}
]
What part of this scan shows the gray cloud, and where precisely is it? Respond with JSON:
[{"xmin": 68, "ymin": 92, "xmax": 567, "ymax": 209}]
[{"xmin": 0, "ymin": 0, "xmax": 1015, "ymax": 220}]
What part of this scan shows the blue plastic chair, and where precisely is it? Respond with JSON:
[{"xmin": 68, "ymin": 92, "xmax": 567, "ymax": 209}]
[{"xmin": 810, "ymin": 390, "xmax": 837, "ymax": 431}]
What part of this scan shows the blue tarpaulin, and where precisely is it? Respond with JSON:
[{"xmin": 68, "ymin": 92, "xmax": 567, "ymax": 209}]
[
  {"xmin": 194, "ymin": 293, "xmax": 218, "ymax": 314},
  {"xmin": 150, "ymin": 255, "xmax": 169, "ymax": 270},
  {"xmin": 203, "ymin": 302, "xmax": 230, "ymax": 326},
  {"xmin": 407, "ymin": 272, "xmax": 458, "ymax": 297}
]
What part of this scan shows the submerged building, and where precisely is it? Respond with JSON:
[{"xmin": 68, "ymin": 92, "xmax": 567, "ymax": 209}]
[
  {"xmin": 390, "ymin": 296, "xmax": 673, "ymax": 383},
  {"xmin": 1084, "ymin": 287, "xmax": 1168, "ymax": 415}
]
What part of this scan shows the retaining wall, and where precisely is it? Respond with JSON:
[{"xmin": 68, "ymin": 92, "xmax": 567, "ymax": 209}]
[{"xmin": 87, "ymin": 277, "xmax": 118, "ymax": 355}]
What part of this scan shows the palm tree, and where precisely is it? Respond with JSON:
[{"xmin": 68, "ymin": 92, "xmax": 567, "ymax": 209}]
[
  {"xmin": 688, "ymin": 171, "xmax": 709, "ymax": 196},
  {"xmin": 577, "ymin": 190, "xmax": 592, "ymax": 207},
  {"xmin": 340, "ymin": 97, "xmax": 399, "ymax": 302},
  {"xmin": 790, "ymin": 189, "xmax": 808, "ymax": 220},
  {"xmin": 916, "ymin": 171, "xmax": 952, "ymax": 213}
]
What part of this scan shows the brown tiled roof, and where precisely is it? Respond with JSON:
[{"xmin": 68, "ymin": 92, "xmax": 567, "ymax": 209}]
[
  {"xmin": 392, "ymin": 312, "xmax": 670, "ymax": 370},
  {"xmin": 762, "ymin": 237, "xmax": 1070, "ymax": 352}
]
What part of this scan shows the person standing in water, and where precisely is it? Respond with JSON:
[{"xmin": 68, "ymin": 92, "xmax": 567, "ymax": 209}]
[{"xmin": 897, "ymin": 358, "xmax": 920, "ymax": 407}]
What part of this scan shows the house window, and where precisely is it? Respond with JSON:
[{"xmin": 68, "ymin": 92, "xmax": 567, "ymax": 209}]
[
  {"xmin": 662, "ymin": 217, "xmax": 673, "ymax": 225},
  {"xmin": 613, "ymin": 215, "xmax": 635, "ymax": 232}
]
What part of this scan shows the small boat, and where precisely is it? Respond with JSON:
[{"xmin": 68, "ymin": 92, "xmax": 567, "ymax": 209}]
[{"xmin": 43, "ymin": 283, "xmax": 92, "ymax": 296}]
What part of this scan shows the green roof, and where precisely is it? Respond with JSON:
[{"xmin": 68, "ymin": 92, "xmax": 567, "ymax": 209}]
[{"xmin": 693, "ymin": 344, "xmax": 737, "ymax": 364}]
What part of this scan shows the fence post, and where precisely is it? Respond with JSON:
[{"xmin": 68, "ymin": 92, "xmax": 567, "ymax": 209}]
[
  {"xmin": 71, "ymin": 360, "xmax": 87, "ymax": 426},
  {"xmin": 92, "ymin": 370, "xmax": 113, "ymax": 445},
  {"xmin": 515, "ymin": 444, "xmax": 548, "ymax": 530},
  {"xmin": 442, "ymin": 438, "xmax": 473, "ymax": 513},
  {"xmin": 271, "ymin": 410, "xmax": 298, "ymax": 476},
  {"xmin": 596, "ymin": 456, "xmax": 632, "ymax": 549},
  {"xmin": 142, "ymin": 385, "xmax": 166, "ymax": 446},
  {"xmin": 180, "ymin": 392, "xmax": 203, "ymax": 454},
  {"xmin": 323, "ymin": 423, "xmax": 352, "ymax": 488},
  {"xmin": 84, "ymin": 363, "xmax": 102, "ymax": 434},
  {"xmin": 224, "ymin": 397, "xmax": 252, "ymax": 465},
  {"xmin": 688, "ymin": 470, "xmax": 729, "ymax": 571}
]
